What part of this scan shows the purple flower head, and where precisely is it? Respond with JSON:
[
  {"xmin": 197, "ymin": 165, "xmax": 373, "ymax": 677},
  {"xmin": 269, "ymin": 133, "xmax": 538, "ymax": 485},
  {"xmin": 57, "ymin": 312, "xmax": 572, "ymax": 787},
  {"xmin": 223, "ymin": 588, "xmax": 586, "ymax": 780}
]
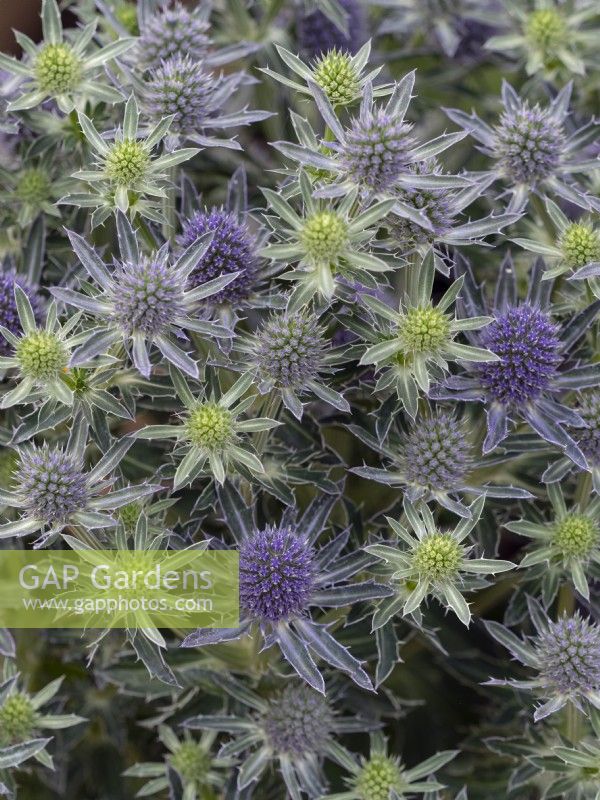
[
  {"xmin": 137, "ymin": 2, "xmax": 210, "ymax": 68},
  {"xmin": 390, "ymin": 162, "xmax": 454, "ymax": 246},
  {"xmin": 478, "ymin": 304, "xmax": 562, "ymax": 407},
  {"xmin": 342, "ymin": 108, "xmax": 414, "ymax": 193},
  {"xmin": 110, "ymin": 257, "xmax": 186, "ymax": 337},
  {"xmin": 297, "ymin": 0, "xmax": 367, "ymax": 57},
  {"xmin": 432, "ymin": 256, "xmax": 596, "ymax": 465},
  {"xmin": 239, "ymin": 525, "xmax": 314, "ymax": 623},
  {"xmin": 255, "ymin": 312, "xmax": 327, "ymax": 390},
  {"xmin": 144, "ymin": 55, "xmax": 217, "ymax": 135},
  {"xmin": 0, "ymin": 272, "xmax": 43, "ymax": 357},
  {"xmin": 261, "ymin": 684, "xmax": 333, "ymax": 756},
  {"xmin": 177, "ymin": 209, "xmax": 258, "ymax": 305},
  {"xmin": 15, "ymin": 445, "xmax": 88, "ymax": 525},
  {"xmin": 536, "ymin": 614, "xmax": 600, "ymax": 698},
  {"xmin": 403, "ymin": 410, "xmax": 474, "ymax": 493},
  {"xmin": 494, "ymin": 101, "xmax": 565, "ymax": 186}
]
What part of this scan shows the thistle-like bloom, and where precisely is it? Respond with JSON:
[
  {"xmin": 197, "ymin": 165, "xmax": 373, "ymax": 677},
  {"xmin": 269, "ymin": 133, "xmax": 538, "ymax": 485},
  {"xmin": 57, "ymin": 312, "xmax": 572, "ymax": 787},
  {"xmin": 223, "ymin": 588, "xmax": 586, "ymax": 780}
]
[
  {"xmin": 432, "ymin": 256, "xmax": 600, "ymax": 466},
  {"xmin": 388, "ymin": 160, "xmax": 521, "ymax": 275},
  {"xmin": 544, "ymin": 390, "xmax": 600, "ymax": 492},
  {"xmin": 512, "ymin": 197, "xmax": 600, "ymax": 285},
  {"xmin": 183, "ymin": 677, "xmax": 368, "ymax": 798},
  {"xmin": 355, "ymin": 257, "xmax": 497, "ymax": 418},
  {"xmin": 134, "ymin": 368, "xmax": 276, "ymax": 487},
  {"xmin": 134, "ymin": 1, "xmax": 211, "ymax": 68},
  {"xmin": 483, "ymin": 0, "xmax": 600, "ymax": 78},
  {"xmin": 445, "ymin": 81, "xmax": 600, "ymax": 212},
  {"xmin": 261, "ymin": 172, "xmax": 394, "ymax": 306},
  {"xmin": 320, "ymin": 732, "xmax": 457, "ymax": 800},
  {"xmin": 176, "ymin": 167, "xmax": 268, "ymax": 309},
  {"xmin": 234, "ymin": 309, "xmax": 350, "ymax": 419},
  {"xmin": 0, "ymin": 674, "xmax": 85, "ymax": 768},
  {"xmin": 0, "ymin": 432, "xmax": 157, "ymax": 544},
  {"xmin": 366, "ymin": 496, "xmax": 514, "ymax": 626},
  {"xmin": 297, "ymin": 0, "xmax": 368, "ymax": 57},
  {"xmin": 263, "ymin": 42, "xmax": 385, "ymax": 108},
  {"xmin": 123, "ymin": 725, "xmax": 231, "ymax": 798},
  {"xmin": 485, "ymin": 598, "xmax": 600, "ymax": 720},
  {"xmin": 0, "ymin": 0, "xmax": 134, "ymax": 113},
  {"xmin": 0, "ymin": 288, "xmax": 83, "ymax": 408},
  {"xmin": 0, "ymin": 270, "xmax": 43, "ymax": 357},
  {"xmin": 273, "ymin": 73, "xmax": 469, "ymax": 201},
  {"xmin": 52, "ymin": 212, "xmax": 235, "ymax": 379},
  {"xmin": 0, "ymin": 160, "xmax": 73, "ymax": 226},
  {"xmin": 506, "ymin": 482, "xmax": 600, "ymax": 601},
  {"xmin": 141, "ymin": 55, "xmax": 270, "ymax": 149},
  {"xmin": 349, "ymin": 406, "xmax": 532, "ymax": 518},
  {"xmin": 62, "ymin": 94, "xmax": 199, "ymax": 226},
  {"xmin": 181, "ymin": 484, "xmax": 391, "ymax": 691}
]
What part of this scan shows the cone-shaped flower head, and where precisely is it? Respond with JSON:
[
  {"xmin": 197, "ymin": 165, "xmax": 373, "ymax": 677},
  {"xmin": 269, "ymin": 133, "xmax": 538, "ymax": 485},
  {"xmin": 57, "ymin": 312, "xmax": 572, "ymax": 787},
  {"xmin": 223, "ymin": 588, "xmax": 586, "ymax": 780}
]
[
  {"xmin": 254, "ymin": 312, "xmax": 327, "ymax": 390},
  {"xmin": 537, "ymin": 615, "xmax": 600, "ymax": 697},
  {"xmin": 261, "ymin": 684, "xmax": 333, "ymax": 756},
  {"xmin": 137, "ymin": 2, "xmax": 210, "ymax": 67}
]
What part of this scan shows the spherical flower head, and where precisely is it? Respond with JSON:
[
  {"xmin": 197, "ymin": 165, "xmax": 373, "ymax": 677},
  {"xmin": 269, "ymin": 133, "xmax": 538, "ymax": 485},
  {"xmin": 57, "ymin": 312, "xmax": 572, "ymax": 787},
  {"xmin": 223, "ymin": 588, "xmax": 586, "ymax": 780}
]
[
  {"xmin": 297, "ymin": 0, "xmax": 366, "ymax": 57},
  {"xmin": 398, "ymin": 305, "xmax": 450, "ymax": 354},
  {"xmin": 553, "ymin": 514, "xmax": 598, "ymax": 559},
  {"xmin": 15, "ymin": 445, "xmax": 88, "ymax": 525},
  {"xmin": 15, "ymin": 167, "xmax": 52, "ymax": 206},
  {"xmin": 560, "ymin": 223, "xmax": 600, "ymax": 268},
  {"xmin": 138, "ymin": 3, "xmax": 210, "ymax": 67},
  {"xmin": 313, "ymin": 50, "xmax": 359, "ymax": 106},
  {"xmin": 16, "ymin": 331, "xmax": 68, "ymax": 381},
  {"xmin": 494, "ymin": 103, "xmax": 565, "ymax": 185},
  {"xmin": 526, "ymin": 9, "xmax": 567, "ymax": 53},
  {"xmin": 478, "ymin": 305, "xmax": 561, "ymax": 407},
  {"xmin": 255, "ymin": 312, "xmax": 326, "ymax": 390},
  {"xmin": 239, "ymin": 525, "xmax": 314, "ymax": 622},
  {"xmin": 0, "ymin": 272, "xmax": 43, "ymax": 357},
  {"xmin": 170, "ymin": 741, "xmax": 210, "ymax": 784},
  {"xmin": 34, "ymin": 43, "xmax": 81, "ymax": 96},
  {"xmin": 403, "ymin": 412, "xmax": 474, "ymax": 493},
  {"xmin": 536, "ymin": 614, "xmax": 600, "ymax": 697},
  {"xmin": 0, "ymin": 693, "xmax": 38, "ymax": 745},
  {"xmin": 355, "ymin": 755, "xmax": 402, "ymax": 800},
  {"xmin": 261, "ymin": 684, "xmax": 333, "ymax": 756},
  {"xmin": 413, "ymin": 533, "xmax": 462, "ymax": 581},
  {"xmin": 177, "ymin": 209, "xmax": 258, "ymax": 305},
  {"xmin": 343, "ymin": 109, "xmax": 414, "ymax": 193},
  {"xmin": 186, "ymin": 403, "xmax": 233, "ymax": 450},
  {"xmin": 111, "ymin": 257, "xmax": 186, "ymax": 337},
  {"xmin": 574, "ymin": 391, "xmax": 600, "ymax": 467},
  {"xmin": 105, "ymin": 140, "xmax": 149, "ymax": 187},
  {"xmin": 301, "ymin": 210, "xmax": 349, "ymax": 263},
  {"xmin": 145, "ymin": 55, "xmax": 215, "ymax": 134}
]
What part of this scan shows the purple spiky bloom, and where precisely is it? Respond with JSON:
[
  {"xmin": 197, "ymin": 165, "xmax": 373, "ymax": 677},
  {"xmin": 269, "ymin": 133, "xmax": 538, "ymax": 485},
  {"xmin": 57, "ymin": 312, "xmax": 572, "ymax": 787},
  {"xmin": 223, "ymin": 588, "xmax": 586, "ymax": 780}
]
[
  {"xmin": 177, "ymin": 209, "xmax": 257, "ymax": 305},
  {"xmin": 255, "ymin": 312, "xmax": 326, "ymax": 389},
  {"xmin": 390, "ymin": 163, "xmax": 453, "ymax": 245},
  {"xmin": 536, "ymin": 614, "xmax": 600, "ymax": 697},
  {"xmin": 477, "ymin": 305, "xmax": 562, "ymax": 406},
  {"xmin": 574, "ymin": 391, "xmax": 600, "ymax": 467},
  {"xmin": 493, "ymin": 102, "xmax": 565, "ymax": 185},
  {"xmin": 0, "ymin": 272, "xmax": 43, "ymax": 357},
  {"xmin": 144, "ymin": 55, "xmax": 216, "ymax": 134},
  {"xmin": 137, "ymin": 2, "xmax": 210, "ymax": 67},
  {"xmin": 15, "ymin": 445, "xmax": 88, "ymax": 525},
  {"xmin": 239, "ymin": 525, "xmax": 314, "ymax": 622},
  {"xmin": 403, "ymin": 411, "xmax": 474, "ymax": 492},
  {"xmin": 261, "ymin": 684, "xmax": 333, "ymax": 756},
  {"xmin": 297, "ymin": 0, "xmax": 367, "ymax": 57},
  {"xmin": 110, "ymin": 257, "xmax": 186, "ymax": 337},
  {"xmin": 342, "ymin": 109, "xmax": 414, "ymax": 193}
]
